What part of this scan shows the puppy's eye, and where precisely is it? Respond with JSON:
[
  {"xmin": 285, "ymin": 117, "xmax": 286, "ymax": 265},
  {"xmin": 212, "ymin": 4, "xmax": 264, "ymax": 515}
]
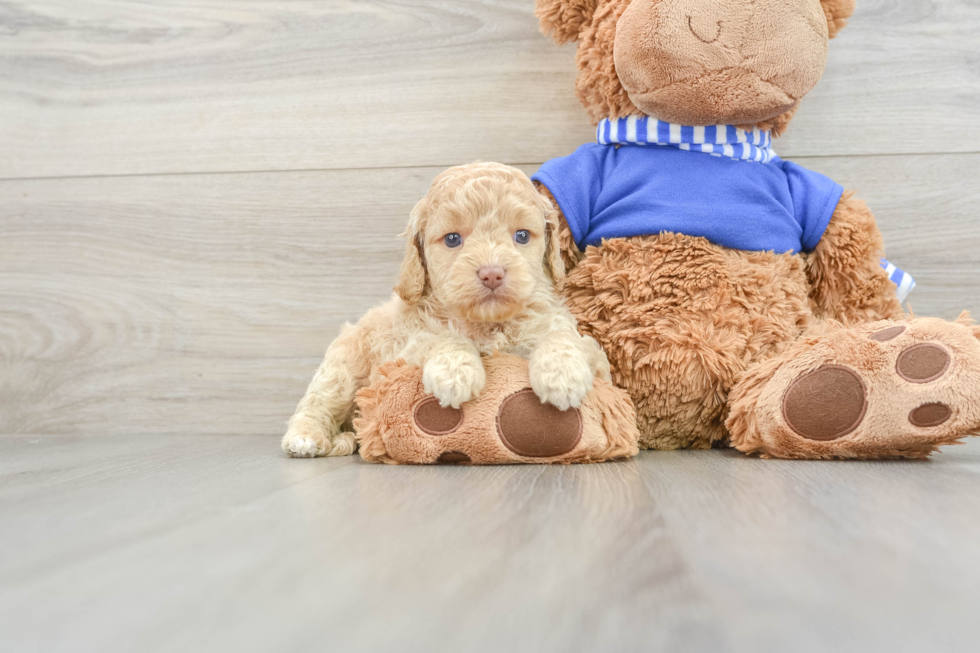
[
  {"xmin": 514, "ymin": 230, "xmax": 530, "ymax": 245},
  {"xmin": 444, "ymin": 233, "xmax": 462, "ymax": 248}
]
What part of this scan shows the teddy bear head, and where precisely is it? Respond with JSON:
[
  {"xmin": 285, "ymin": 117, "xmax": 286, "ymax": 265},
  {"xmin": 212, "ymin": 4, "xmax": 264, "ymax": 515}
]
[{"xmin": 536, "ymin": 0, "xmax": 855, "ymax": 134}]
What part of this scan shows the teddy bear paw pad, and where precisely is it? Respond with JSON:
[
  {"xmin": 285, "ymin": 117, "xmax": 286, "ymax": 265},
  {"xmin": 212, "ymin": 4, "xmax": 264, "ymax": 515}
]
[
  {"xmin": 436, "ymin": 451, "xmax": 472, "ymax": 464},
  {"xmin": 895, "ymin": 343, "xmax": 950, "ymax": 383},
  {"xmin": 496, "ymin": 389, "xmax": 582, "ymax": 457},
  {"xmin": 782, "ymin": 365, "xmax": 867, "ymax": 441},
  {"xmin": 909, "ymin": 403, "xmax": 952, "ymax": 428},
  {"xmin": 414, "ymin": 397, "xmax": 463, "ymax": 435},
  {"xmin": 868, "ymin": 325, "xmax": 905, "ymax": 342}
]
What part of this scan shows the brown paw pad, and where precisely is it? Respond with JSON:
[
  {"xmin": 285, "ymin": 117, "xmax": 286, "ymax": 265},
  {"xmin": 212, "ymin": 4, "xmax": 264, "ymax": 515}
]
[
  {"xmin": 414, "ymin": 397, "xmax": 463, "ymax": 435},
  {"xmin": 436, "ymin": 451, "xmax": 471, "ymax": 464},
  {"xmin": 869, "ymin": 325, "xmax": 906, "ymax": 342},
  {"xmin": 783, "ymin": 365, "xmax": 868, "ymax": 441},
  {"xmin": 496, "ymin": 388, "xmax": 582, "ymax": 457},
  {"xmin": 896, "ymin": 344, "xmax": 950, "ymax": 383},
  {"xmin": 909, "ymin": 403, "xmax": 952, "ymax": 428}
]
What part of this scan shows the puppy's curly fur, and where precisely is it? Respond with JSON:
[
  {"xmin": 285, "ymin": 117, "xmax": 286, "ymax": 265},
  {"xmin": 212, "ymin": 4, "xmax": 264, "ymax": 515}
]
[{"xmin": 282, "ymin": 162, "xmax": 610, "ymax": 458}]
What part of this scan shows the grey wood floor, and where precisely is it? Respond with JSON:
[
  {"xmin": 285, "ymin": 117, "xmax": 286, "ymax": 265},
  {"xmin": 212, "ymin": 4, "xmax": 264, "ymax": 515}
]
[
  {"xmin": 3, "ymin": 435, "xmax": 980, "ymax": 653},
  {"xmin": 2, "ymin": 1, "xmax": 980, "ymax": 651}
]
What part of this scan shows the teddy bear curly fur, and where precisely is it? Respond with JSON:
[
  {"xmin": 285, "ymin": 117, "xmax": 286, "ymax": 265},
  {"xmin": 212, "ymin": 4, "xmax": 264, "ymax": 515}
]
[{"xmin": 533, "ymin": 0, "xmax": 980, "ymax": 459}]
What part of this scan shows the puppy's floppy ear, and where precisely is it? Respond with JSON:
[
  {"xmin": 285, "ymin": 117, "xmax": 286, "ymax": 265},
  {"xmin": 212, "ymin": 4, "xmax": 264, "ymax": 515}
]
[
  {"xmin": 535, "ymin": 0, "xmax": 598, "ymax": 45},
  {"xmin": 394, "ymin": 200, "xmax": 428, "ymax": 305},
  {"xmin": 821, "ymin": 0, "xmax": 856, "ymax": 39},
  {"xmin": 537, "ymin": 191, "xmax": 566, "ymax": 291}
]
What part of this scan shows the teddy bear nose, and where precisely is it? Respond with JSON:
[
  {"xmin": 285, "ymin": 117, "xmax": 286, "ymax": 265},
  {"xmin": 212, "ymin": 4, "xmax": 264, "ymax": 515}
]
[{"xmin": 478, "ymin": 265, "xmax": 506, "ymax": 290}]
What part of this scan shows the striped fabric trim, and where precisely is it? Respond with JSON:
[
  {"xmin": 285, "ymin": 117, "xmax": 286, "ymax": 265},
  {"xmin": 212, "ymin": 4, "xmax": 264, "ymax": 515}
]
[
  {"xmin": 882, "ymin": 259, "xmax": 916, "ymax": 303},
  {"xmin": 597, "ymin": 116, "xmax": 775, "ymax": 163}
]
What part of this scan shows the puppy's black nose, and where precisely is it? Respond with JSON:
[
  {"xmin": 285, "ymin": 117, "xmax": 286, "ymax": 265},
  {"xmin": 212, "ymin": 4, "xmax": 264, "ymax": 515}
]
[{"xmin": 478, "ymin": 265, "xmax": 506, "ymax": 290}]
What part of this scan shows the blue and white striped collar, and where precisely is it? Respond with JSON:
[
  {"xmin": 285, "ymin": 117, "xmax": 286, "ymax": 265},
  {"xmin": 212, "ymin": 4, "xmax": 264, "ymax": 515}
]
[{"xmin": 597, "ymin": 116, "xmax": 775, "ymax": 164}]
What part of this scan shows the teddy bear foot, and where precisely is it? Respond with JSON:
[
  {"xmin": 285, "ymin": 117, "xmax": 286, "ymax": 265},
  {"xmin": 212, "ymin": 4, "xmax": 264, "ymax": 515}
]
[
  {"xmin": 727, "ymin": 315, "xmax": 980, "ymax": 459},
  {"xmin": 353, "ymin": 355, "xmax": 639, "ymax": 465}
]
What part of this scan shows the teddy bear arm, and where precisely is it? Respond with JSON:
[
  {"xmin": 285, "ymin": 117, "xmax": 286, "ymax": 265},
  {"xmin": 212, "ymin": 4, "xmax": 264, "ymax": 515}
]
[
  {"xmin": 805, "ymin": 190, "xmax": 904, "ymax": 326},
  {"xmin": 535, "ymin": 183, "xmax": 585, "ymax": 273}
]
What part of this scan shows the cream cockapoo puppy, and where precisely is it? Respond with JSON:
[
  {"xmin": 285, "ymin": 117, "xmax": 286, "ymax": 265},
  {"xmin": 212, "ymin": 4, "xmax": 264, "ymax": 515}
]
[{"xmin": 282, "ymin": 162, "xmax": 610, "ymax": 457}]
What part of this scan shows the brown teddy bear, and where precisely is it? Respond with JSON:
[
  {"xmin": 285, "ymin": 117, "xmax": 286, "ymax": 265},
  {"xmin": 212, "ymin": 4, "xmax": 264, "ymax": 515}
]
[{"xmin": 531, "ymin": 0, "xmax": 980, "ymax": 459}]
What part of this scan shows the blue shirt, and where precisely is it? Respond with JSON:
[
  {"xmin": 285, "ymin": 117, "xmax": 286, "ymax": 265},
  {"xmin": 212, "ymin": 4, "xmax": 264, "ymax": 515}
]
[{"xmin": 532, "ymin": 143, "xmax": 843, "ymax": 254}]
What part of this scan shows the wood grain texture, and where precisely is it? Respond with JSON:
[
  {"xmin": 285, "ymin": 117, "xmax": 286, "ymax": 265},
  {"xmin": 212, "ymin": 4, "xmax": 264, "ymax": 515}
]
[
  {"xmin": 0, "ymin": 166, "xmax": 432, "ymax": 436},
  {"xmin": 1, "ymin": 155, "xmax": 978, "ymax": 436},
  {"xmin": 1, "ymin": 434, "xmax": 979, "ymax": 653},
  {"xmin": 1, "ymin": 0, "xmax": 979, "ymax": 180}
]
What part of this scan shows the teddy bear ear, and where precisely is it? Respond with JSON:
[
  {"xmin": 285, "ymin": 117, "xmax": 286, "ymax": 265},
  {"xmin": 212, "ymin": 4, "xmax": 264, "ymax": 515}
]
[
  {"xmin": 821, "ymin": 0, "xmax": 856, "ymax": 39},
  {"xmin": 535, "ymin": 0, "xmax": 599, "ymax": 45}
]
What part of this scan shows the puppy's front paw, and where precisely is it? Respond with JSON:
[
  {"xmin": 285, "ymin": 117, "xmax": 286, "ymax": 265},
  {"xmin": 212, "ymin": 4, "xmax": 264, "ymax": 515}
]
[
  {"xmin": 282, "ymin": 430, "xmax": 328, "ymax": 458},
  {"xmin": 282, "ymin": 422, "xmax": 356, "ymax": 458},
  {"xmin": 530, "ymin": 351, "xmax": 595, "ymax": 411},
  {"xmin": 423, "ymin": 354, "xmax": 486, "ymax": 408}
]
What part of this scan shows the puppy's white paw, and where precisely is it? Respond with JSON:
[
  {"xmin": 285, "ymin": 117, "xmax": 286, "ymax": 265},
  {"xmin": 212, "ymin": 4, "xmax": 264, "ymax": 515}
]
[
  {"xmin": 282, "ymin": 435, "xmax": 325, "ymax": 458},
  {"xmin": 530, "ymin": 350, "xmax": 595, "ymax": 411},
  {"xmin": 282, "ymin": 424, "xmax": 356, "ymax": 458},
  {"xmin": 423, "ymin": 354, "xmax": 486, "ymax": 408}
]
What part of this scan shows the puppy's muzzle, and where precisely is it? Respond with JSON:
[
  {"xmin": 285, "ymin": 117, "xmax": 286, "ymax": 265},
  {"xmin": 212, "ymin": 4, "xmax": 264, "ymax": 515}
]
[{"xmin": 478, "ymin": 265, "xmax": 506, "ymax": 290}]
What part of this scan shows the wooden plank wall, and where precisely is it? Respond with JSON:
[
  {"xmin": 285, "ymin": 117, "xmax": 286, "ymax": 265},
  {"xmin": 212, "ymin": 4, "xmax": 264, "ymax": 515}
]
[{"xmin": 1, "ymin": 0, "xmax": 979, "ymax": 436}]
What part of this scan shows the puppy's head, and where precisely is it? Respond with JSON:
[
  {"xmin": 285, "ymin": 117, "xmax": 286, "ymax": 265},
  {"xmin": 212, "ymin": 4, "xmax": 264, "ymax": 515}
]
[{"xmin": 395, "ymin": 162, "xmax": 564, "ymax": 323}]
